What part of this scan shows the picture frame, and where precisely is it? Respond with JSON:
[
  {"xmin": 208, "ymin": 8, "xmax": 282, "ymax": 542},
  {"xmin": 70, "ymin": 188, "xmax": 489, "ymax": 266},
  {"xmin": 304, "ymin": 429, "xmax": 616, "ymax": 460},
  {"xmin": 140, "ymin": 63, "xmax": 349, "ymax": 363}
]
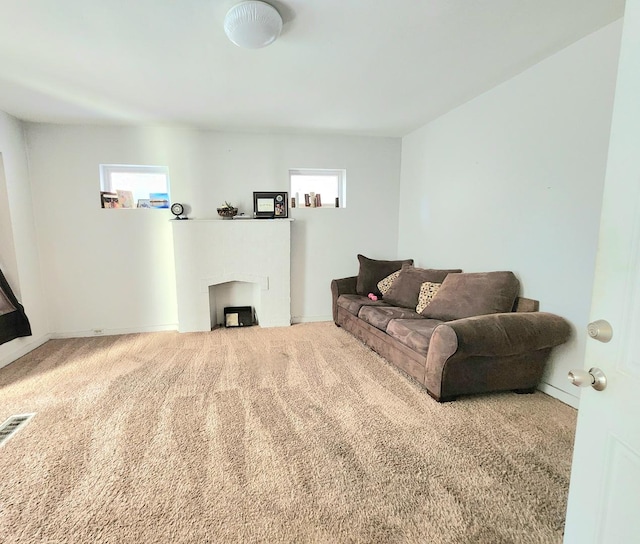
[
  {"xmin": 100, "ymin": 191, "xmax": 119, "ymax": 209},
  {"xmin": 253, "ymin": 191, "xmax": 288, "ymax": 218},
  {"xmin": 149, "ymin": 192, "xmax": 170, "ymax": 209}
]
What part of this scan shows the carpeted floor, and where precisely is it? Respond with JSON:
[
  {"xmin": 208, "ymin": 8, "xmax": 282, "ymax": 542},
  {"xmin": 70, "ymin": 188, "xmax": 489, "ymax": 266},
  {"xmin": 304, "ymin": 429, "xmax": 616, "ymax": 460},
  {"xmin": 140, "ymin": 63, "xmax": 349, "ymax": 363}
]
[{"xmin": 0, "ymin": 322, "xmax": 577, "ymax": 543}]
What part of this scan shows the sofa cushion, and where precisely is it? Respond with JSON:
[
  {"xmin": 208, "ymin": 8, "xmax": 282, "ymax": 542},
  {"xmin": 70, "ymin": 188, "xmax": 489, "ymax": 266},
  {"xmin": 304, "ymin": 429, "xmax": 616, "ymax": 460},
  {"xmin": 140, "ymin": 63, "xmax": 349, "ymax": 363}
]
[
  {"xmin": 386, "ymin": 318, "xmax": 445, "ymax": 356},
  {"xmin": 356, "ymin": 254, "xmax": 414, "ymax": 297},
  {"xmin": 415, "ymin": 281, "xmax": 442, "ymax": 314},
  {"xmin": 377, "ymin": 270, "xmax": 401, "ymax": 296},
  {"xmin": 383, "ymin": 264, "xmax": 462, "ymax": 309},
  {"xmin": 358, "ymin": 305, "xmax": 423, "ymax": 332},
  {"xmin": 337, "ymin": 294, "xmax": 389, "ymax": 316},
  {"xmin": 421, "ymin": 271, "xmax": 520, "ymax": 321}
]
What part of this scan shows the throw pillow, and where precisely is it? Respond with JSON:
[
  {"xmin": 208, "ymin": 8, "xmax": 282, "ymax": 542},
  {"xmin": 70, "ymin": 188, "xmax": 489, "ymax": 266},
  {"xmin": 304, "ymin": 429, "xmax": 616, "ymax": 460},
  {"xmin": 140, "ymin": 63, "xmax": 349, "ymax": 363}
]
[
  {"xmin": 420, "ymin": 271, "xmax": 520, "ymax": 321},
  {"xmin": 355, "ymin": 254, "xmax": 414, "ymax": 297},
  {"xmin": 415, "ymin": 281, "xmax": 441, "ymax": 314},
  {"xmin": 377, "ymin": 270, "xmax": 401, "ymax": 296},
  {"xmin": 383, "ymin": 264, "xmax": 462, "ymax": 309}
]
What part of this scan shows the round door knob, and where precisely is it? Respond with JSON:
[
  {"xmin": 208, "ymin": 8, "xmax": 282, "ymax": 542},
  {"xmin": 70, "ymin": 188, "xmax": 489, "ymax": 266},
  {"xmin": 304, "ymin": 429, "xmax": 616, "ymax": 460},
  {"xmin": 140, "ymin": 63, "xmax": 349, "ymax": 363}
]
[
  {"xmin": 568, "ymin": 367, "xmax": 607, "ymax": 391},
  {"xmin": 587, "ymin": 319, "xmax": 613, "ymax": 342}
]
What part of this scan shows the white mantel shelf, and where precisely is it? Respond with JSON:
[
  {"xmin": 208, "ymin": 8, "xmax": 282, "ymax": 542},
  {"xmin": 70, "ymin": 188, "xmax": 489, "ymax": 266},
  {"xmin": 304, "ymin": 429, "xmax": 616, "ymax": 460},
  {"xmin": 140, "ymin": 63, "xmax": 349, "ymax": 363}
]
[
  {"xmin": 174, "ymin": 218, "xmax": 294, "ymax": 222},
  {"xmin": 172, "ymin": 219, "xmax": 292, "ymax": 331}
]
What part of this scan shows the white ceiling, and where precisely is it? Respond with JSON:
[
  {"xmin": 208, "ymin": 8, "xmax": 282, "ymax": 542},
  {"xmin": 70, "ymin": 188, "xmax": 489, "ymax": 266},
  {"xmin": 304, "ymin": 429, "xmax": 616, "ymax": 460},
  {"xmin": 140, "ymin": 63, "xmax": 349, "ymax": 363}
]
[{"xmin": 0, "ymin": 0, "xmax": 624, "ymax": 137}]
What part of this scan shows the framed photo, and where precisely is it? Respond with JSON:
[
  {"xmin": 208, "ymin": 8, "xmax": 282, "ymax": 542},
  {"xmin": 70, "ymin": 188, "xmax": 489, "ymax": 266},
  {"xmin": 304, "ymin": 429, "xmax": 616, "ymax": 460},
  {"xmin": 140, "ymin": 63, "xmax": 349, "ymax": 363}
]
[
  {"xmin": 253, "ymin": 191, "xmax": 288, "ymax": 218},
  {"xmin": 100, "ymin": 191, "xmax": 119, "ymax": 208},
  {"xmin": 116, "ymin": 189, "xmax": 134, "ymax": 209},
  {"xmin": 149, "ymin": 192, "xmax": 170, "ymax": 208}
]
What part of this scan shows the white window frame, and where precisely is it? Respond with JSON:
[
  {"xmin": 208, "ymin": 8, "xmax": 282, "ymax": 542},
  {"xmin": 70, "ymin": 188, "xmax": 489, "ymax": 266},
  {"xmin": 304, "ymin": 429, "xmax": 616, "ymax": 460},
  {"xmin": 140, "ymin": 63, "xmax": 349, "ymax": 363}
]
[
  {"xmin": 99, "ymin": 164, "xmax": 171, "ymax": 208},
  {"xmin": 289, "ymin": 168, "xmax": 346, "ymax": 208}
]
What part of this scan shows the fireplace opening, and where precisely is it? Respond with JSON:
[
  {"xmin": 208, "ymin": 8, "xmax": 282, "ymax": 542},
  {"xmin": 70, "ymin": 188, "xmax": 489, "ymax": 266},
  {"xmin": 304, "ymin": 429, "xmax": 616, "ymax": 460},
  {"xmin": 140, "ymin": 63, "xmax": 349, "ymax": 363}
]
[{"xmin": 209, "ymin": 281, "xmax": 261, "ymax": 329}]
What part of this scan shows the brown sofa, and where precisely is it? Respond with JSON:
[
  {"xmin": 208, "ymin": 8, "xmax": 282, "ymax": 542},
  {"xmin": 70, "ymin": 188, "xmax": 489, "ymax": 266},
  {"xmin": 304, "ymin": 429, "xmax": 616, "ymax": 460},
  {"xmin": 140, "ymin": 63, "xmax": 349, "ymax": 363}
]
[{"xmin": 331, "ymin": 256, "xmax": 571, "ymax": 402}]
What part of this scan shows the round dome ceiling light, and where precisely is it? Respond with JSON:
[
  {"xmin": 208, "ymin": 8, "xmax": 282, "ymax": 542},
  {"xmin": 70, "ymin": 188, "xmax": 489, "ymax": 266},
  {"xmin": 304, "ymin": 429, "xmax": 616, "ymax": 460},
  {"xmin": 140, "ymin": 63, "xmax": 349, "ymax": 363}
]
[{"xmin": 224, "ymin": 1, "xmax": 283, "ymax": 49}]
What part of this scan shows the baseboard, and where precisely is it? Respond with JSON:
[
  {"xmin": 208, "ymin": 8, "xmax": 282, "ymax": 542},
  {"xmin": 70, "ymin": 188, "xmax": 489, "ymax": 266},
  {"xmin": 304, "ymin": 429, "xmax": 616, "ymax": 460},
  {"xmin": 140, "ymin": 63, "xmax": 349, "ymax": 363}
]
[
  {"xmin": 291, "ymin": 315, "xmax": 332, "ymax": 324},
  {"xmin": 51, "ymin": 324, "xmax": 178, "ymax": 339},
  {"xmin": 0, "ymin": 333, "xmax": 51, "ymax": 370},
  {"xmin": 538, "ymin": 382, "xmax": 580, "ymax": 409}
]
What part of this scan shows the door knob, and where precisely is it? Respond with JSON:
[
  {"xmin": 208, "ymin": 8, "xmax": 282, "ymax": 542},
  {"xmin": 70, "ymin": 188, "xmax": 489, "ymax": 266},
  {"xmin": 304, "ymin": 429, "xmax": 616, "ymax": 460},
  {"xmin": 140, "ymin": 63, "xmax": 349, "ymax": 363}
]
[
  {"xmin": 587, "ymin": 319, "xmax": 613, "ymax": 342},
  {"xmin": 568, "ymin": 367, "xmax": 607, "ymax": 391}
]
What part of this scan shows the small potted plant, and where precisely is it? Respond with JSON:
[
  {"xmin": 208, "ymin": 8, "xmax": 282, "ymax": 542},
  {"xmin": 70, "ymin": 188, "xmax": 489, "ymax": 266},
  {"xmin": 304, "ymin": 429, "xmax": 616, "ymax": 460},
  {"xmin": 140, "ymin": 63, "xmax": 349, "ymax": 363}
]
[{"xmin": 217, "ymin": 201, "xmax": 238, "ymax": 219}]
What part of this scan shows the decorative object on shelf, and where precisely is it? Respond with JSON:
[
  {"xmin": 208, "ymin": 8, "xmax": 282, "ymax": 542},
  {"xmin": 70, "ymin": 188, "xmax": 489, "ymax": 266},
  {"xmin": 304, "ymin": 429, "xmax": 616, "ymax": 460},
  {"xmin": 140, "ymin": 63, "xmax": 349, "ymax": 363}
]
[
  {"xmin": 309, "ymin": 192, "xmax": 316, "ymax": 208},
  {"xmin": 137, "ymin": 199, "xmax": 152, "ymax": 208},
  {"xmin": 224, "ymin": 1, "xmax": 283, "ymax": 49},
  {"xmin": 335, "ymin": 197, "xmax": 340, "ymax": 207},
  {"xmin": 170, "ymin": 202, "xmax": 189, "ymax": 220},
  {"xmin": 150, "ymin": 193, "xmax": 170, "ymax": 208},
  {"xmin": 253, "ymin": 191, "xmax": 288, "ymax": 218},
  {"xmin": 291, "ymin": 197, "xmax": 296, "ymax": 208},
  {"xmin": 100, "ymin": 191, "xmax": 119, "ymax": 208},
  {"xmin": 217, "ymin": 201, "xmax": 239, "ymax": 219},
  {"xmin": 315, "ymin": 193, "xmax": 322, "ymax": 207},
  {"xmin": 304, "ymin": 194, "xmax": 310, "ymax": 207},
  {"xmin": 116, "ymin": 190, "xmax": 134, "ymax": 209}
]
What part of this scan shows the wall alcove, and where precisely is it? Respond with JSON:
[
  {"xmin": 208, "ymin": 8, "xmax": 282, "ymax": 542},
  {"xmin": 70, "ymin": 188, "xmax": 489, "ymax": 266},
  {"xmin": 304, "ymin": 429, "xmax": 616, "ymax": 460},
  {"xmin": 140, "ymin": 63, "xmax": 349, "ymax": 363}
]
[{"xmin": 209, "ymin": 280, "xmax": 261, "ymax": 329}]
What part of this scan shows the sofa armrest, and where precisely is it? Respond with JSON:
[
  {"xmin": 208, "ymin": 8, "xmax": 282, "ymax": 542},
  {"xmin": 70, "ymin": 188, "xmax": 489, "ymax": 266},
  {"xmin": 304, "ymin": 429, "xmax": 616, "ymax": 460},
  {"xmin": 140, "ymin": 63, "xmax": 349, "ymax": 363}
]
[
  {"xmin": 428, "ymin": 312, "xmax": 572, "ymax": 363},
  {"xmin": 331, "ymin": 276, "xmax": 358, "ymax": 323}
]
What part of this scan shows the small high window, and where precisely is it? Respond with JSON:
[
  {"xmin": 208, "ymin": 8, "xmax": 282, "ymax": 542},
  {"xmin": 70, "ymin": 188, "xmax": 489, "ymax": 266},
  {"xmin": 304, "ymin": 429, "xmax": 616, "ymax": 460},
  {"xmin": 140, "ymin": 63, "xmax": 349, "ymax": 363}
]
[
  {"xmin": 99, "ymin": 164, "xmax": 170, "ymax": 209},
  {"xmin": 289, "ymin": 169, "xmax": 346, "ymax": 208}
]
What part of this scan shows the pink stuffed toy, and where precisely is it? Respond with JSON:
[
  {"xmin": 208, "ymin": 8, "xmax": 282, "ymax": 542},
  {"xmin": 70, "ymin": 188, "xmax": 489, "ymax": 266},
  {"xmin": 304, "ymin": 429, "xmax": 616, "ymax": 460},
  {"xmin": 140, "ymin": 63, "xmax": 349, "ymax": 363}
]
[{"xmin": 367, "ymin": 293, "xmax": 378, "ymax": 301}]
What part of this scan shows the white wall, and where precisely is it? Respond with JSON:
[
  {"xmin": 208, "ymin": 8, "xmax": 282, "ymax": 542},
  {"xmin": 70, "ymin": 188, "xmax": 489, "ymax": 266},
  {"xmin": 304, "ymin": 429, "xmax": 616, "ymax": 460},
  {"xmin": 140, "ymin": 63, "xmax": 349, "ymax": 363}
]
[
  {"xmin": 25, "ymin": 125, "xmax": 401, "ymax": 335},
  {"xmin": 398, "ymin": 20, "xmax": 623, "ymax": 406},
  {"xmin": 0, "ymin": 112, "xmax": 49, "ymax": 368}
]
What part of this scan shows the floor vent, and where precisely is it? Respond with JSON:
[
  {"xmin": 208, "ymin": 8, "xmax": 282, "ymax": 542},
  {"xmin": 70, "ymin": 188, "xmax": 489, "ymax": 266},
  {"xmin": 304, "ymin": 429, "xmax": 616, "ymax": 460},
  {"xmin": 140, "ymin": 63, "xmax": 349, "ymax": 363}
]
[{"xmin": 0, "ymin": 413, "xmax": 35, "ymax": 448}]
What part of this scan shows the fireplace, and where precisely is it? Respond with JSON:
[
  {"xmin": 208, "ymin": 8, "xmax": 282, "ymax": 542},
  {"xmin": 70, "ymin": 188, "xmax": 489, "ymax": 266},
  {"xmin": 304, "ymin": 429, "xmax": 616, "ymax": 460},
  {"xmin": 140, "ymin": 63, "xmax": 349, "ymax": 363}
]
[{"xmin": 172, "ymin": 219, "xmax": 291, "ymax": 332}]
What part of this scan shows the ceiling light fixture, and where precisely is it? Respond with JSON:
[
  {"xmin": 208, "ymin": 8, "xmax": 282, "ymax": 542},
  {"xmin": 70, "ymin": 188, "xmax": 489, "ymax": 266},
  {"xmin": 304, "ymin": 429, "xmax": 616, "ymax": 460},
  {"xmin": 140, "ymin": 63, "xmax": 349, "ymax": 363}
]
[{"xmin": 224, "ymin": 1, "xmax": 283, "ymax": 49}]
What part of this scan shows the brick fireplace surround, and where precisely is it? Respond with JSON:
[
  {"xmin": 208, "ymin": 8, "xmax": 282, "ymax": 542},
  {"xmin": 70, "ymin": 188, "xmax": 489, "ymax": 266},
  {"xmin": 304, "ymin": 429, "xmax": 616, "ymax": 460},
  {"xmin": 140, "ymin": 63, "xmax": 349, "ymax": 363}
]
[{"xmin": 171, "ymin": 219, "xmax": 292, "ymax": 331}]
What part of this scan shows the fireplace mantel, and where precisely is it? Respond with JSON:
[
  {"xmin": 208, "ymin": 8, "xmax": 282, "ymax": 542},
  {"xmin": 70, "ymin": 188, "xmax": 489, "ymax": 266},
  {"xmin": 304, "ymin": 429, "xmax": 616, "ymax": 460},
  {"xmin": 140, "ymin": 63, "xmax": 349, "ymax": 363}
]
[{"xmin": 172, "ymin": 219, "xmax": 292, "ymax": 331}]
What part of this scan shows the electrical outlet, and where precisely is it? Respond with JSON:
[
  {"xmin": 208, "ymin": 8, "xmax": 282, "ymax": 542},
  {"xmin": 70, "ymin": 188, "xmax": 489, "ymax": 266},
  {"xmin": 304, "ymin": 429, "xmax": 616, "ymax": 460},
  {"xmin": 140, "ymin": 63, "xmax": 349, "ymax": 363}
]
[{"xmin": 93, "ymin": 329, "xmax": 104, "ymax": 335}]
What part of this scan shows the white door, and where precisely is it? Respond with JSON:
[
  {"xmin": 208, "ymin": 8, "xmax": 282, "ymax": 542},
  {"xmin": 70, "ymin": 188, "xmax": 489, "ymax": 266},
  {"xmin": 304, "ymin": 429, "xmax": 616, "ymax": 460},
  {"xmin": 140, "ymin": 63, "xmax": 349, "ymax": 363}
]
[{"xmin": 563, "ymin": 2, "xmax": 640, "ymax": 542}]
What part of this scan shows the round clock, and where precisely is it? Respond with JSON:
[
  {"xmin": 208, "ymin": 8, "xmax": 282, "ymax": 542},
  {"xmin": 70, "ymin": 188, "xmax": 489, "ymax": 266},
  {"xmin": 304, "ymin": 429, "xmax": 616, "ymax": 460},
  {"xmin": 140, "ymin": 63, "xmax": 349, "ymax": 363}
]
[{"xmin": 170, "ymin": 202, "xmax": 186, "ymax": 219}]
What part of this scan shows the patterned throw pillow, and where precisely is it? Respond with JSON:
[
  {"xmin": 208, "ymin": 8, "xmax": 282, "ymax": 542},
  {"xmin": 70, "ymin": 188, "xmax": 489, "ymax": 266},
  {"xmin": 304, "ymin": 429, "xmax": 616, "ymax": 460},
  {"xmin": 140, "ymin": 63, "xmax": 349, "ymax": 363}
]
[
  {"xmin": 416, "ymin": 282, "xmax": 441, "ymax": 314},
  {"xmin": 377, "ymin": 270, "xmax": 401, "ymax": 296}
]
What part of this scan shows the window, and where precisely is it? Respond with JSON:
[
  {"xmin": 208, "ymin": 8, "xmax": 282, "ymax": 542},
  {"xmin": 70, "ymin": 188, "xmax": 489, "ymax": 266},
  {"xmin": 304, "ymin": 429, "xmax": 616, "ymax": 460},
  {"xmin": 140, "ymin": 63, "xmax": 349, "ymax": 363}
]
[
  {"xmin": 289, "ymin": 169, "xmax": 346, "ymax": 208},
  {"xmin": 99, "ymin": 164, "xmax": 170, "ymax": 209}
]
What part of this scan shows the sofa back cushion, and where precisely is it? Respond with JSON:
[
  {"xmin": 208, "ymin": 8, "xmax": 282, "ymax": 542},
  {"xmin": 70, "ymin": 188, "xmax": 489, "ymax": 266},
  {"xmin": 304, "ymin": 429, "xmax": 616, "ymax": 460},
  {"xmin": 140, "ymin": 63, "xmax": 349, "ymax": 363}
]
[
  {"xmin": 420, "ymin": 271, "xmax": 520, "ymax": 321},
  {"xmin": 356, "ymin": 254, "xmax": 414, "ymax": 297},
  {"xmin": 383, "ymin": 264, "xmax": 462, "ymax": 309}
]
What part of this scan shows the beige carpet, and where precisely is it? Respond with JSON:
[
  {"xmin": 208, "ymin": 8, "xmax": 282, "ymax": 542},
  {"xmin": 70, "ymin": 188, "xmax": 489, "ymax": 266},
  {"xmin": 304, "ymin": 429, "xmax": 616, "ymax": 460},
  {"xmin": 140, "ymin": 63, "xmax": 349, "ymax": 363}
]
[{"xmin": 0, "ymin": 322, "xmax": 577, "ymax": 543}]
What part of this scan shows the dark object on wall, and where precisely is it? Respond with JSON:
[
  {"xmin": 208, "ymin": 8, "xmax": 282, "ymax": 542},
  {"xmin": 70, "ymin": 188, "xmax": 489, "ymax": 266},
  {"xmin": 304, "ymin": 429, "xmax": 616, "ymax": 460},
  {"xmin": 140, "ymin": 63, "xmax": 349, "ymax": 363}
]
[
  {"xmin": 224, "ymin": 306, "xmax": 254, "ymax": 328},
  {"xmin": 0, "ymin": 267, "xmax": 32, "ymax": 346}
]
